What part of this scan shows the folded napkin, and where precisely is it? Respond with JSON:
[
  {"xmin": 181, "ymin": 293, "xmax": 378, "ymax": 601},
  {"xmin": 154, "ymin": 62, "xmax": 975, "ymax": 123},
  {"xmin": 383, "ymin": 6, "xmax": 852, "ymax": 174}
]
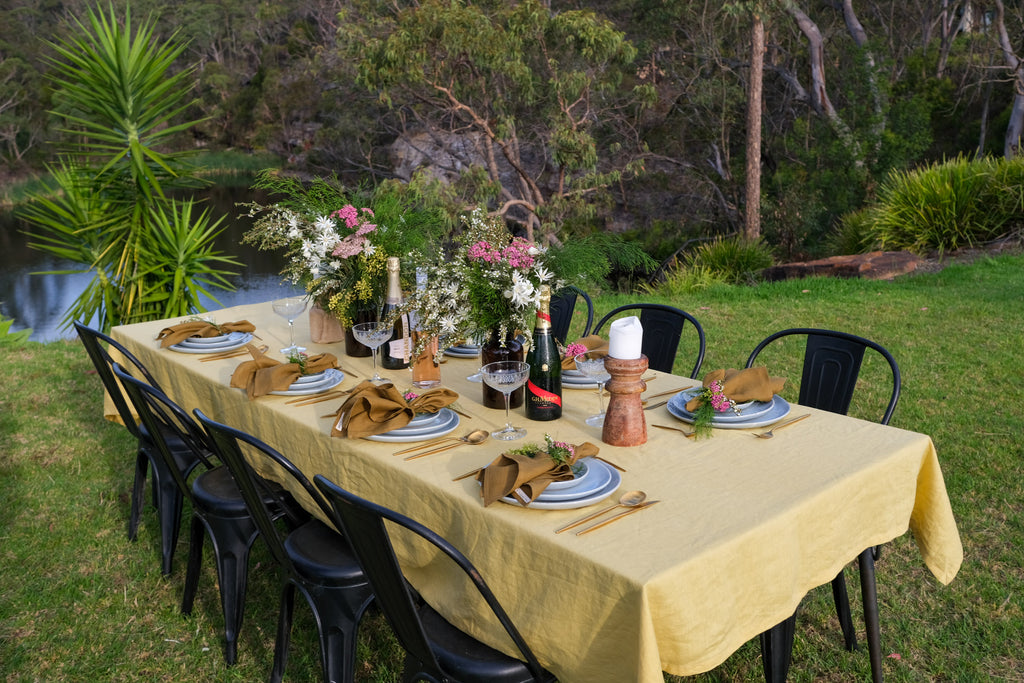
[
  {"xmin": 229, "ymin": 344, "xmax": 338, "ymax": 399},
  {"xmin": 684, "ymin": 367, "xmax": 786, "ymax": 412},
  {"xmin": 329, "ymin": 381, "xmax": 459, "ymax": 439},
  {"xmin": 561, "ymin": 334, "xmax": 609, "ymax": 370},
  {"xmin": 156, "ymin": 319, "xmax": 256, "ymax": 348},
  {"xmin": 477, "ymin": 442, "xmax": 600, "ymax": 507}
]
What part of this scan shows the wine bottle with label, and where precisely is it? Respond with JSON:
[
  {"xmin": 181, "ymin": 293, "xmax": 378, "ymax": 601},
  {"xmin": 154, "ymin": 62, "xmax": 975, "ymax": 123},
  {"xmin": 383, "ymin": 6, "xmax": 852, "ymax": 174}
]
[
  {"xmin": 380, "ymin": 257, "xmax": 411, "ymax": 370},
  {"xmin": 525, "ymin": 285, "xmax": 562, "ymax": 421}
]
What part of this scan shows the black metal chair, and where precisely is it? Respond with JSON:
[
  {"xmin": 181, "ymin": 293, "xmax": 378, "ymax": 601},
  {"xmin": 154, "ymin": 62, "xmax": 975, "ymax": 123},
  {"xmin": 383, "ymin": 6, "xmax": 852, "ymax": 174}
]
[
  {"xmin": 196, "ymin": 411, "xmax": 374, "ymax": 683},
  {"xmin": 592, "ymin": 303, "xmax": 706, "ymax": 376},
  {"xmin": 549, "ymin": 285, "xmax": 594, "ymax": 344},
  {"xmin": 75, "ymin": 321, "xmax": 201, "ymax": 573},
  {"xmin": 314, "ymin": 474, "xmax": 557, "ymax": 683},
  {"xmin": 113, "ymin": 364, "xmax": 287, "ymax": 665},
  {"xmin": 746, "ymin": 328, "xmax": 901, "ymax": 683}
]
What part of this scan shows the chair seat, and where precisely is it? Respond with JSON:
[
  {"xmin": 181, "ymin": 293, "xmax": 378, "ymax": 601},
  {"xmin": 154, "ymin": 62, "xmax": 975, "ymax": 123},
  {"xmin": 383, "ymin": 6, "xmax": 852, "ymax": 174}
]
[
  {"xmin": 420, "ymin": 603, "xmax": 550, "ymax": 683},
  {"xmin": 191, "ymin": 466, "xmax": 251, "ymax": 516},
  {"xmin": 284, "ymin": 520, "xmax": 367, "ymax": 586}
]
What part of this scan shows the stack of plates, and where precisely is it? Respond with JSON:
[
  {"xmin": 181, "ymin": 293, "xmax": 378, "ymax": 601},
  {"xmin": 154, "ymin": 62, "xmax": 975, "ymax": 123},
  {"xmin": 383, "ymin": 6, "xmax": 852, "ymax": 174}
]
[
  {"xmin": 444, "ymin": 343, "xmax": 480, "ymax": 358},
  {"xmin": 270, "ymin": 369, "xmax": 345, "ymax": 396},
  {"xmin": 562, "ymin": 368, "xmax": 601, "ymax": 390},
  {"xmin": 365, "ymin": 408, "xmax": 460, "ymax": 442},
  {"xmin": 496, "ymin": 458, "xmax": 621, "ymax": 509},
  {"xmin": 666, "ymin": 388, "xmax": 791, "ymax": 429},
  {"xmin": 169, "ymin": 331, "xmax": 253, "ymax": 354}
]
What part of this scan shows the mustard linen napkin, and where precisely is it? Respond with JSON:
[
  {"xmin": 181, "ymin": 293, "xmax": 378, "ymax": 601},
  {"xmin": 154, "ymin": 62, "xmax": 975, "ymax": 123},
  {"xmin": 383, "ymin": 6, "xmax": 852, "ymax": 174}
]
[
  {"xmin": 330, "ymin": 381, "xmax": 459, "ymax": 439},
  {"xmin": 229, "ymin": 344, "xmax": 338, "ymax": 399},
  {"xmin": 477, "ymin": 442, "xmax": 600, "ymax": 507},
  {"xmin": 561, "ymin": 334, "xmax": 609, "ymax": 370},
  {"xmin": 156, "ymin": 320, "xmax": 256, "ymax": 348},
  {"xmin": 684, "ymin": 367, "xmax": 786, "ymax": 412}
]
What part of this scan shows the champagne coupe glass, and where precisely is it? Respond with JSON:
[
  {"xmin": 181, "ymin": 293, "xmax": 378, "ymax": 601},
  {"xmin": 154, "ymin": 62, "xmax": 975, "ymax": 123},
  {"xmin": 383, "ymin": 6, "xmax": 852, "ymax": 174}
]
[
  {"xmin": 480, "ymin": 361, "xmax": 530, "ymax": 440},
  {"xmin": 575, "ymin": 352, "xmax": 611, "ymax": 427},
  {"xmin": 465, "ymin": 332, "xmax": 486, "ymax": 382},
  {"xmin": 272, "ymin": 297, "xmax": 308, "ymax": 355},
  {"xmin": 352, "ymin": 321, "xmax": 392, "ymax": 383}
]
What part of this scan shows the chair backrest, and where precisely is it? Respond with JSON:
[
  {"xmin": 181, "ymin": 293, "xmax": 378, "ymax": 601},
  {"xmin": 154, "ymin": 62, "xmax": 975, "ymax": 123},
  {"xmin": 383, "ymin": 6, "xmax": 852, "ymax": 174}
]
[
  {"xmin": 313, "ymin": 475, "xmax": 549, "ymax": 682},
  {"xmin": 745, "ymin": 328, "xmax": 901, "ymax": 424},
  {"xmin": 111, "ymin": 363, "xmax": 213, "ymax": 497},
  {"xmin": 75, "ymin": 321, "xmax": 163, "ymax": 439},
  {"xmin": 592, "ymin": 303, "xmax": 706, "ymax": 377},
  {"xmin": 195, "ymin": 410, "xmax": 328, "ymax": 574},
  {"xmin": 550, "ymin": 285, "xmax": 594, "ymax": 344}
]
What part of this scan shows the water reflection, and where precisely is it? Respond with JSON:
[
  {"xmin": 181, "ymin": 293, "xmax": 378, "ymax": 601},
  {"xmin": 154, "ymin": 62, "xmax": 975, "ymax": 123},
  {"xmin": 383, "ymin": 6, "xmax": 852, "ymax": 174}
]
[{"xmin": 0, "ymin": 186, "xmax": 289, "ymax": 342}]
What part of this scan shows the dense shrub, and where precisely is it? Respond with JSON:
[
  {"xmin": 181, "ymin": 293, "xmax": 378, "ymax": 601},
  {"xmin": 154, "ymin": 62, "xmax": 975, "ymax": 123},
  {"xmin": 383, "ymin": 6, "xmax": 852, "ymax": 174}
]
[
  {"xmin": 867, "ymin": 156, "xmax": 1024, "ymax": 254},
  {"xmin": 685, "ymin": 236, "xmax": 775, "ymax": 284}
]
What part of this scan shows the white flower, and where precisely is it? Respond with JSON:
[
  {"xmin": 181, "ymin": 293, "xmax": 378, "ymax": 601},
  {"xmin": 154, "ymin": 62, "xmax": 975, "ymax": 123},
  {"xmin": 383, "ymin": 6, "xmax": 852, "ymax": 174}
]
[
  {"xmin": 534, "ymin": 264, "xmax": 553, "ymax": 282},
  {"xmin": 503, "ymin": 270, "xmax": 535, "ymax": 308},
  {"xmin": 439, "ymin": 315, "xmax": 459, "ymax": 335},
  {"xmin": 363, "ymin": 242, "xmax": 376, "ymax": 256},
  {"xmin": 314, "ymin": 215, "xmax": 334, "ymax": 233}
]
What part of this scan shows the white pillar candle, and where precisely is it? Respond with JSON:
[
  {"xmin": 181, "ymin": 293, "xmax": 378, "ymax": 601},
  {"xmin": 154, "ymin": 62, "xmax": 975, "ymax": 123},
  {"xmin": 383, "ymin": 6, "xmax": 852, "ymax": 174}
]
[{"xmin": 608, "ymin": 316, "xmax": 643, "ymax": 359}]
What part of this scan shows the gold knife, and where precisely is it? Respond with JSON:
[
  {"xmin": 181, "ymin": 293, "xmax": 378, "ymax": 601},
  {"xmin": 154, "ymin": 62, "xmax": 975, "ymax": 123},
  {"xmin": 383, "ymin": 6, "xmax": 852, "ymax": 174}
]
[{"xmin": 576, "ymin": 500, "xmax": 660, "ymax": 536}]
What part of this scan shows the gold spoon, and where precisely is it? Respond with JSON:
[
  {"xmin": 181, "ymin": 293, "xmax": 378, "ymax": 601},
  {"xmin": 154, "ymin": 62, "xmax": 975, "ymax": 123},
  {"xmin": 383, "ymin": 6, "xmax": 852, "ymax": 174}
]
[
  {"xmin": 403, "ymin": 429, "xmax": 490, "ymax": 460},
  {"xmin": 554, "ymin": 490, "xmax": 647, "ymax": 534},
  {"xmin": 393, "ymin": 428, "xmax": 487, "ymax": 456}
]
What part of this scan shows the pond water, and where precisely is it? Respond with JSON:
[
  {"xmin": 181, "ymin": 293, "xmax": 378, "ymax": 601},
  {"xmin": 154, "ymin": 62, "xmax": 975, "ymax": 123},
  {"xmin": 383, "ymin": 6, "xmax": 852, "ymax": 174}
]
[{"xmin": 0, "ymin": 185, "xmax": 290, "ymax": 342}]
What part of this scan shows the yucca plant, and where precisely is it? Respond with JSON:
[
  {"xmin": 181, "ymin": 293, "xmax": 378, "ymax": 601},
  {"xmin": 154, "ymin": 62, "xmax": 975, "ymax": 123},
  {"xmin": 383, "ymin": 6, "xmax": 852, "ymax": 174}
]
[
  {"xmin": 684, "ymin": 235, "xmax": 775, "ymax": 285},
  {"xmin": 21, "ymin": 3, "xmax": 237, "ymax": 332}
]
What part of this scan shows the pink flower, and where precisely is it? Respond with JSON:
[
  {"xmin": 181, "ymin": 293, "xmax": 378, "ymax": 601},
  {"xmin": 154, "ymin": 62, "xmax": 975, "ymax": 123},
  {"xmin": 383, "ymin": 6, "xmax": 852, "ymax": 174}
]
[
  {"xmin": 468, "ymin": 240, "xmax": 501, "ymax": 263},
  {"xmin": 564, "ymin": 342, "xmax": 587, "ymax": 359},
  {"xmin": 403, "ymin": 391, "xmax": 419, "ymax": 401},
  {"xmin": 501, "ymin": 238, "xmax": 536, "ymax": 268}
]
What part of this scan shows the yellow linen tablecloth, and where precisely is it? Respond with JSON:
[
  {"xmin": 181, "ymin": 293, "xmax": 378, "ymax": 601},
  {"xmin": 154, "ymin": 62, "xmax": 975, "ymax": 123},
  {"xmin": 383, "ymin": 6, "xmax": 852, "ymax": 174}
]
[{"xmin": 108, "ymin": 301, "xmax": 963, "ymax": 682}]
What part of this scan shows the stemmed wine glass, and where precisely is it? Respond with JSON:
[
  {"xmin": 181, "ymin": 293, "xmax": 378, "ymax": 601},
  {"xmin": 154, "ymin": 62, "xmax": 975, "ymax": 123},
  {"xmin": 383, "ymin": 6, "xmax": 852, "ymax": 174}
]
[
  {"xmin": 575, "ymin": 352, "xmax": 611, "ymax": 427},
  {"xmin": 272, "ymin": 297, "xmax": 308, "ymax": 355},
  {"xmin": 352, "ymin": 321, "xmax": 392, "ymax": 383},
  {"xmin": 480, "ymin": 361, "xmax": 530, "ymax": 440}
]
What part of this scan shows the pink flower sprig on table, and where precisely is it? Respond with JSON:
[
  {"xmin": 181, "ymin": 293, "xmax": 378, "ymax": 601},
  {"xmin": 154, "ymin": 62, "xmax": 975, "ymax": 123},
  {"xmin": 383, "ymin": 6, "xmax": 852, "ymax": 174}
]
[
  {"xmin": 564, "ymin": 342, "xmax": 588, "ymax": 360},
  {"xmin": 403, "ymin": 391, "xmax": 419, "ymax": 402},
  {"xmin": 692, "ymin": 380, "xmax": 737, "ymax": 439}
]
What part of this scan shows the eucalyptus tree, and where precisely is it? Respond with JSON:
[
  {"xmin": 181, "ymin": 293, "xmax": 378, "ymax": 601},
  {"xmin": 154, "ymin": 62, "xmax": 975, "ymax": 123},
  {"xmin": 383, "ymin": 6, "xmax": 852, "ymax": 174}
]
[
  {"xmin": 340, "ymin": 0, "xmax": 655, "ymax": 242},
  {"xmin": 21, "ymin": 4, "xmax": 238, "ymax": 332}
]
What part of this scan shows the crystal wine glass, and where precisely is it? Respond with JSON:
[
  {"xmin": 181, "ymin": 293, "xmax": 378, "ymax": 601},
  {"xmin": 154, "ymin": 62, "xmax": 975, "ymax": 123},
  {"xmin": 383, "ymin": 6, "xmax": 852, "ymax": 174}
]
[
  {"xmin": 575, "ymin": 352, "xmax": 611, "ymax": 427},
  {"xmin": 480, "ymin": 360, "xmax": 530, "ymax": 441},
  {"xmin": 272, "ymin": 297, "xmax": 308, "ymax": 355},
  {"xmin": 352, "ymin": 321, "xmax": 392, "ymax": 383}
]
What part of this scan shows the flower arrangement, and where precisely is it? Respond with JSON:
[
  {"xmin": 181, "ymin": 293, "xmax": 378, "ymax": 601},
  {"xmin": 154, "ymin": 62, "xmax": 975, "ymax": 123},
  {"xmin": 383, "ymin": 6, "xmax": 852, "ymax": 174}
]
[
  {"xmin": 400, "ymin": 208, "xmax": 654, "ymax": 356},
  {"xmin": 241, "ymin": 172, "xmax": 445, "ymax": 327},
  {"xmin": 691, "ymin": 380, "xmax": 737, "ymax": 439}
]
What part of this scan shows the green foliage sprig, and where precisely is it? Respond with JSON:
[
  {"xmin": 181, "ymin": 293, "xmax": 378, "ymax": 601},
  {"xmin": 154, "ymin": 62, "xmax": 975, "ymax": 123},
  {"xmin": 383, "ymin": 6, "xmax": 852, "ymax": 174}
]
[{"xmin": 508, "ymin": 434, "xmax": 580, "ymax": 468}]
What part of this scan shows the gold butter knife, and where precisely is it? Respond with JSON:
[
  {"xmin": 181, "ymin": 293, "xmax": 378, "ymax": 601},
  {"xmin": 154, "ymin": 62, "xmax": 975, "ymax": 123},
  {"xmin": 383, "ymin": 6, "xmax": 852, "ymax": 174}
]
[{"xmin": 576, "ymin": 500, "xmax": 660, "ymax": 536}]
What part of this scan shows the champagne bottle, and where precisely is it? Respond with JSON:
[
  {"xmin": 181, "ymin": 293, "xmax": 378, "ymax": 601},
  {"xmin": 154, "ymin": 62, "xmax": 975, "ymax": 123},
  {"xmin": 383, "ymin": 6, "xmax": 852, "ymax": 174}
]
[
  {"xmin": 380, "ymin": 257, "xmax": 411, "ymax": 370},
  {"xmin": 411, "ymin": 268, "xmax": 441, "ymax": 388},
  {"xmin": 525, "ymin": 285, "xmax": 562, "ymax": 421}
]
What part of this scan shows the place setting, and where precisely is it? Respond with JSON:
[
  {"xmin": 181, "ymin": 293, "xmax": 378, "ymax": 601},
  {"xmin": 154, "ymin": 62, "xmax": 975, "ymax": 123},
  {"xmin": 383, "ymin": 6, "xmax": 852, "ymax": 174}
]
[
  {"xmin": 328, "ymin": 381, "xmax": 462, "ymax": 444},
  {"xmin": 155, "ymin": 318, "xmax": 257, "ymax": 356},
  {"xmin": 229, "ymin": 345, "xmax": 345, "ymax": 400}
]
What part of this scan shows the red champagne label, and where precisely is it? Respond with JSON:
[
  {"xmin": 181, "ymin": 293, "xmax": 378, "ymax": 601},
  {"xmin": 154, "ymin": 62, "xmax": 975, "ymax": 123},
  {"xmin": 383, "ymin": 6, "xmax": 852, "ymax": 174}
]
[
  {"xmin": 527, "ymin": 380, "xmax": 562, "ymax": 406},
  {"xmin": 536, "ymin": 311, "xmax": 551, "ymax": 322}
]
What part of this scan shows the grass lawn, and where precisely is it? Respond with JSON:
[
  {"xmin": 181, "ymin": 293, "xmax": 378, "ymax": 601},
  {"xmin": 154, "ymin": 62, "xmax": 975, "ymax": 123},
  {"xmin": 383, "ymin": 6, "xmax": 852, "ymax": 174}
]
[{"xmin": 1, "ymin": 253, "xmax": 1022, "ymax": 682}]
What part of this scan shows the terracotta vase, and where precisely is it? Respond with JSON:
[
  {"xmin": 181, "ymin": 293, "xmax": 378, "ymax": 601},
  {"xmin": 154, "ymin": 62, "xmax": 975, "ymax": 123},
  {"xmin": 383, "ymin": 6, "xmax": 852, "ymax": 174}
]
[
  {"xmin": 309, "ymin": 304, "xmax": 345, "ymax": 344},
  {"xmin": 480, "ymin": 329, "xmax": 524, "ymax": 409},
  {"xmin": 343, "ymin": 307, "xmax": 375, "ymax": 357}
]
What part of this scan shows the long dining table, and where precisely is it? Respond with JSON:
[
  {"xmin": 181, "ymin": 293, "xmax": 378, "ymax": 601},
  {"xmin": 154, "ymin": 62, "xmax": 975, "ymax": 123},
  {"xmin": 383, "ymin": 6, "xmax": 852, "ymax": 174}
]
[{"xmin": 108, "ymin": 300, "xmax": 963, "ymax": 682}]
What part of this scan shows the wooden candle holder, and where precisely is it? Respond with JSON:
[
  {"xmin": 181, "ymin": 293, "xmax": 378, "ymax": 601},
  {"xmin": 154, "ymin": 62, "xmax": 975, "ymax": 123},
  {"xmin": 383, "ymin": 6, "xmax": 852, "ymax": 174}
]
[{"xmin": 601, "ymin": 354, "xmax": 648, "ymax": 447}]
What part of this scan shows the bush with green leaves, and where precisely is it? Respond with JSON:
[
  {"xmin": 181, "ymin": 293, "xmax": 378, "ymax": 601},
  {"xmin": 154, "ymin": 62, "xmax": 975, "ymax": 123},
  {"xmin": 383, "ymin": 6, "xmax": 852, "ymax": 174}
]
[
  {"xmin": 867, "ymin": 156, "xmax": 1024, "ymax": 254},
  {"xmin": 0, "ymin": 313, "xmax": 31, "ymax": 345},
  {"xmin": 683, "ymin": 236, "xmax": 775, "ymax": 285}
]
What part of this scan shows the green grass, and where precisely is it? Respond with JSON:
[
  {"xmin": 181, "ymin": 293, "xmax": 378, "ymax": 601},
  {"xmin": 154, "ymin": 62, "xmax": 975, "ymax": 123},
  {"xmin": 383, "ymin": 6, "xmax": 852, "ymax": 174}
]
[{"xmin": 2, "ymin": 254, "xmax": 1023, "ymax": 681}]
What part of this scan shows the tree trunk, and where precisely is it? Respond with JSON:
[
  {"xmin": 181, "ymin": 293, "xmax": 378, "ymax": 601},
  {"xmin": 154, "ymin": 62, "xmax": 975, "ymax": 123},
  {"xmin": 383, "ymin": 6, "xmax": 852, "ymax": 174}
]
[
  {"xmin": 744, "ymin": 13, "xmax": 765, "ymax": 241},
  {"xmin": 993, "ymin": 0, "xmax": 1024, "ymax": 158}
]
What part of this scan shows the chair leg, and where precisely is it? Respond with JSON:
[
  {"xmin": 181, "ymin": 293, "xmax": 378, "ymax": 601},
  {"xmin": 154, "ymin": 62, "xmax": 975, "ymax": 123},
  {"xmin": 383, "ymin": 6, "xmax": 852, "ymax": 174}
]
[
  {"xmin": 308, "ymin": 585, "xmax": 374, "ymax": 683},
  {"xmin": 156, "ymin": 475, "xmax": 184, "ymax": 576},
  {"xmin": 180, "ymin": 516, "xmax": 205, "ymax": 615},
  {"xmin": 203, "ymin": 513, "xmax": 258, "ymax": 666},
  {"xmin": 831, "ymin": 570, "xmax": 859, "ymax": 651},
  {"xmin": 271, "ymin": 583, "xmax": 297, "ymax": 683},
  {"xmin": 759, "ymin": 611, "xmax": 796, "ymax": 683},
  {"xmin": 129, "ymin": 450, "xmax": 149, "ymax": 541},
  {"xmin": 858, "ymin": 548, "xmax": 884, "ymax": 683}
]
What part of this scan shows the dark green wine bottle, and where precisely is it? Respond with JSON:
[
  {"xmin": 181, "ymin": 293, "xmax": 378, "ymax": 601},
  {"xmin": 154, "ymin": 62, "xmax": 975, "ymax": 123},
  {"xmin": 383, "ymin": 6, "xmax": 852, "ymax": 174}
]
[{"xmin": 525, "ymin": 285, "xmax": 562, "ymax": 421}]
